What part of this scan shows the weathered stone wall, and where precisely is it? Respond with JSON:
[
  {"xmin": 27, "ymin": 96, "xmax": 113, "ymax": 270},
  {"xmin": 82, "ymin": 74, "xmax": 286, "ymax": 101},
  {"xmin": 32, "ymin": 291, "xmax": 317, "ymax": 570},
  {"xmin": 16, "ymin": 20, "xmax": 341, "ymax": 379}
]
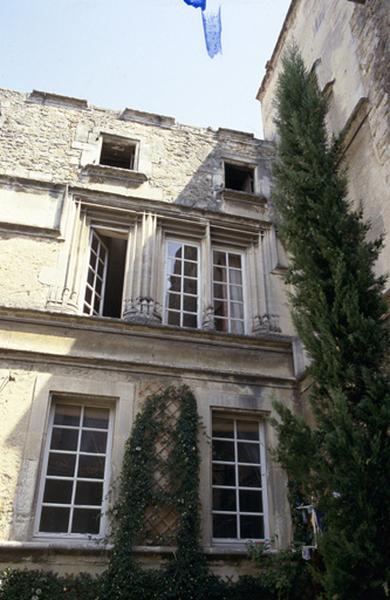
[{"xmin": 258, "ymin": 0, "xmax": 390, "ymax": 290}]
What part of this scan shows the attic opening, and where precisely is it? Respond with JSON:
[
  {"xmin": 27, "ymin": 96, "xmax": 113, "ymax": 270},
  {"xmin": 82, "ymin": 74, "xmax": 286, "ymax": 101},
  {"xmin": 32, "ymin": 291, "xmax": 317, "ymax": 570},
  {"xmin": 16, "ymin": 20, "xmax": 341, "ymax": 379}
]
[
  {"xmin": 224, "ymin": 163, "xmax": 255, "ymax": 193},
  {"xmin": 99, "ymin": 136, "xmax": 136, "ymax": 170},
  {"xmin": 84, "ymin": 229, "xmax": 128, "ymax": 319}
]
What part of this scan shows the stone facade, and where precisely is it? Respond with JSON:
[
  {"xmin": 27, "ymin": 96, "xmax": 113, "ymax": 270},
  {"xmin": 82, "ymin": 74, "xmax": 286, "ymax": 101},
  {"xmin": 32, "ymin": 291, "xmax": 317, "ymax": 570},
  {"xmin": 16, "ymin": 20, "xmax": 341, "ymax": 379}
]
[
  {"xmin": 258, "ymin": 0, "xmax": 390, "ymax": 296},
  {"xmin": 0, "ymin": 88, "xmax": 297, "ymax": 575}
]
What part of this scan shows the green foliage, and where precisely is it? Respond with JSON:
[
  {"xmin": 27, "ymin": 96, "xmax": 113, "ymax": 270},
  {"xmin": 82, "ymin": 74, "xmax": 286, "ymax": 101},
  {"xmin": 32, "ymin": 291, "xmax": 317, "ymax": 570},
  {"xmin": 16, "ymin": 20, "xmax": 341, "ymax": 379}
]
[
  {"xmin": 272, "ymin": 46, "xmax": 390, "ymax": 599},
  {"xmin": 0, "ymin": 569, "xmax": 98, "ymax": 600}
]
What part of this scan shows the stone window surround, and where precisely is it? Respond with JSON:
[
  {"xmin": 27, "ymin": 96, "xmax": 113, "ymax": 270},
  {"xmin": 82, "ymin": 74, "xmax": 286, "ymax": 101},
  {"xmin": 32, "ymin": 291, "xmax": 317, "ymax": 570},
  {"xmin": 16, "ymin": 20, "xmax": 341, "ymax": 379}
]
[
  {"xmin": 12, "ymin": 374, "xmax": 134, "ymax": 544},
  {"xmin": 46, "ymin": 196, "xmax": 281, "ymax": 335}
]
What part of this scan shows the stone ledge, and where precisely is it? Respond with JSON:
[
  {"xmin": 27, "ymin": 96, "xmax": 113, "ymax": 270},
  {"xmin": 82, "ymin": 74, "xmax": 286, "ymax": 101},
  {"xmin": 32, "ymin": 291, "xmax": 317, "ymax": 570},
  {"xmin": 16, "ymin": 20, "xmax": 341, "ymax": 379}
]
[
  {"xmin": 221, "ymin": 188, "xmax": 267, "ymax": 206},
  {"xmin": 120, "ymin": 107, "xmax": 175, "ymax": 128},
  {"xmin": 81, "ymin": 164, "xmax": 148, "ymax": 186},
  {"xmin": 27, "ymin": 90, "xmax": 89, "ymax": 110}
]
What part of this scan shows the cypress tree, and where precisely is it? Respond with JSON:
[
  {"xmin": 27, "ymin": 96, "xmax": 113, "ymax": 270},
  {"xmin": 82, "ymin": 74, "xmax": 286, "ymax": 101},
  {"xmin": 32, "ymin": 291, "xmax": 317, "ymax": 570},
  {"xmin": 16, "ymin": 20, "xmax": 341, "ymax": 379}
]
[{"xmin": 271, "ymin": 47, "xmax": 390, "ymax": 599}]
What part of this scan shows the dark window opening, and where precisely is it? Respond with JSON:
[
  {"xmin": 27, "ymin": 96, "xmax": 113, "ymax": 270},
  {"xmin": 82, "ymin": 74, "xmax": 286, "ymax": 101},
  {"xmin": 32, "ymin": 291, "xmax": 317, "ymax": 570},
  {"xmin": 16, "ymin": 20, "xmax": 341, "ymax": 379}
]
[
  {"xmin": 102, "ymin": 236, "xmax": 127, "ymax": 318},
  {"xmin": 225, "ymin": 163, "xmax": 254, "ymax": 193},
  {"xmin": 100, "ymin": 137, "xmax": 136, "ymax": 170}
]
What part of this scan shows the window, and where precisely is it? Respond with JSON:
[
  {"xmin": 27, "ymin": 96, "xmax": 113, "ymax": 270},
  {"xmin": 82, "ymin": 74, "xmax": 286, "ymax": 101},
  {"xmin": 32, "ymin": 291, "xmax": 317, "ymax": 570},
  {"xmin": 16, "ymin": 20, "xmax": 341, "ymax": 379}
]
[
  {"xmin": 164, "ymin": 240, "xmax": 200, "ymax": 328},
  {"xmin": 83, "ymin": 228, "xmax": 127, "ymax": 318},
  {"xmin": 224, "ymin": 163, "xmax": 255, "ymax": 193},
  {"xmin": 36, "ymin": 402, "xmax": 112, "ymax": 537},
  {"xmin": 213, "ymin": 249, "xmax": 245, "ymax": 334},
  {"xmin": 212, "ymin": 414, "xmax": 268, "ymax": 541},
  {"xmin": 99, "ymin": 135, "xmax": 136, "ymax": 170}
]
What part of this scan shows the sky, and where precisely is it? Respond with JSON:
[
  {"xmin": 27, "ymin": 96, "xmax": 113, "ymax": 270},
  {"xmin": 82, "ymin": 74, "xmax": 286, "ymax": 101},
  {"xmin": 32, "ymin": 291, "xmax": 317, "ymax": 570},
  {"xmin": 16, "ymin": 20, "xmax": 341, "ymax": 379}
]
[{"xmin": 0, "ymin": 0, "xmax": 290, "ymax": 137}]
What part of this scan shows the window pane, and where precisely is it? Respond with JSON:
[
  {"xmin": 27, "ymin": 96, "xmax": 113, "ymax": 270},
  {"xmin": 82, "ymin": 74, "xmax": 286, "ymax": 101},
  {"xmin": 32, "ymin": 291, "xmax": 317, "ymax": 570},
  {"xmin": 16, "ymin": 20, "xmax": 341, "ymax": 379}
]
[
  {"xmin": 183, "ymin": 313, "xmax": 197, "ymax": 328},
  {"xmin": 238, "ymin": 465, "xmax": 262, "ymax": 488},
  {"xmin": 43, "ymin": 479, "xmax": 73, "ymax": 504},
  {"xmin": 93, "ymin": 296, "xmax": 101, "ymax": 314},
  {"xmin": 214, "ymin": 300, "xmax": 228, "ymax": 318},
  {"xmin": 214, "ymin": 318, "xmax": 228, "ymax": 332},
  {"xmin": 183, "ymin": 296, "xmax": 197, "ymax": 312},
  {"xmin": 231, "ymin": 320, "xmax": 245, "ymax": 335},
  {"xmin": 75, "ymin": 481, "xmax": 103, "ymax": 506},
  {"xmin": 91, "ymin": 234, "xmax": 99, "ymax": 252},
  {"xmin": 237, "ymin": 421, "xmax": 259, "ymax": 441},
  {"xmin": 239, "ymin": 490, "xmax": 263, "ymax": 513},
  {"xmin": 213, "ymin": 488, "xmax": 237, "ymax": 511},
  {"xmin": 229, "ymin": 284, "xmax": 243, "ymax": 300},
  {"xmin": 184, "ymin": 246, "xmax": 197, "ymax": 261},
  {"xmin": 78, "ymin": 455, "xmax": 105, "ymax": 479},
  {"xmin": 54, "ymin": 405, "xmax": 81, "ymax": 427},
  {"xmin": 167, "ymin": 241, "xmax": 182, "ymax": 259},
  {"xmin": 95, "ymin": 277, "xmax": 102, "ymax": 295},
  {"xmin": 87, "ymin": 270, "xmax": 94, "ymax": 286},
  {"xmin": 72, "ymin": 508, "xmax": 101, "ymax": 534},
  {"xmin": 212, "ymin": 463, "xmax": 236, "ymax": 486},
  {"xmin": 213, "ymin": 251, "xmax": 226, "ymax": 267},
  {"xmin": 50, "ymin": 428, "xmax": 79, "ymax": 451},
  {"xmin": 228, "ymin": 254, "xmax": 241, "ymax": 269},
  {"xmin": 97, "ymin": 260, "xmax": 105, "ymax": 278},
  {"xmin": 213, "ymin": 267, "xmax": 227, "ymax": 282},
  {"xmin": 212, "ymin": 440, "xmax": 234, "ymax": 462},
  {"xmin": 240, "ymin": 515, "xmax": 264, "ymax": 539},
  {"xmin": 40, "ymin": 507, "xmax": 70, "ymax": 533},
  {"xmin": 184, "ymin": 261, "xmax": 197, "ymax": 277},
  {"xmin": 212, "ymin": 417, "xmax": 234, "ymax": 438},
  {"xmin": 83, "ymin": 407, "xmax": 109, "ymax": 429},
  {"xmin": 183, "ymin": 278, "xmax": 197, "ymax": 294},
  {"xmin": 213, "ymin": 514, "xmax": 237, "ymax": 539},
  {"xmin": 230, "ymin": 303, "xmax": 244, "ymax": 319},
  {"xmin": 84, "ymin": 286, "xmax": 92, "ymax": 305},
  {"xmin": 167, "ymin": 275, "xmax": 181, "ymax": 292},
  {"xmin": 80, "ymin": 430, "xmax": 107, "ymax": 454},
  {"xmin": 168, "ymin": 311, "xmax": 180, "ymax": 326},
  {"xmin": 213, "ymin": 283, "xmax": 227, "ymax": 300},
  {"xmin": 229, "ymin": 270, "xmax": 243, "ymax": 285},
  {"xmin": 47, "ymin": 452, "xmax": 76, "ymax": 477},
  {"xmin": 167, "ymin": 293, "xmax": 181, "ymax": 310},
  {"xmin": 238, "ymin": 443, "xmax": 260, "ymax": 464}
]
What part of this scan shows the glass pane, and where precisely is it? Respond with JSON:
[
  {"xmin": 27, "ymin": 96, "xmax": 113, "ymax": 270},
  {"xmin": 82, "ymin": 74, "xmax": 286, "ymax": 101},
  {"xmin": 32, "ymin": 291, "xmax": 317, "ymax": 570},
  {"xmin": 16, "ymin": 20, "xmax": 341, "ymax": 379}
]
[
  {"xmin": 93, "ymin": 296, "xmax": 101, "ymax": 314},
  {"xmin": 167, "ymin": 241, "xmax": 182, "ymax": 259},
  {"xmin": 231, "ymin": 320, "xmax": 245, "ymax": 335},
  {"xmin": 184, "ymin": 261, "xmax": 197, "ymax": 277},
  {"xmin": 230, "ymin": 270, "xmax": 243, "ymax": 285},
  {"xmin": 212, "ymin": 417, "xmax": 234, "ymax": 438},
  {"xmin": 40, "ymin": 507, "xmax": 69, "ymax": 533},
  {"xmin": 230, "ymin": 284, "xmax": 243, "ymax": 300},
  {"xmin": 237, "ymin": 421, "xmax": 259, "ymax": 441},
  {"xmin": 230, "ymin": 303, "xmax": 244, "ymax": 319},
  {"xmin": 83, "ymin": 407, "xmax": 109, "ymax": 429},
  {"xmin": 72, "ymin": 508, "xmax": 101, "ymax": 534},
  {"xmin": 183, "ymin": 313, "xmax": 197, "ymax": 328},
  {"xmin": 183, "ymin": 296, "xmax": 197, "ymax": 312},
  {"xmin": 238, "ymin": 442, "xmax": 260, "ymax": 464},
  {"xmin": 97, "ymin": 259, "xmax": 105, "ymax": 278},
  {"xmin": 239, "ymin": 490, "xmax": 263, "ymax": 513},
  {"xmin": 183, "ymin": 278, "xmax": 197, "ymax": 294},
  {"xmin": 167, "ymin": 293, "xmax": 181, "ymax": 310},
  {"xmin": 213, "ymin": 283, "xmax": 227, "ymax": 300},
  {"xmin": 84, "ymin": 286, "xmax": 92, "ymax": 305},
  {"xmin": 238, "ymin": 465, "xmax": 262, "ymax": 488},
  {"xmin": 240, "ymin": 515, "xmax": 264, "ymax": 539},
  {"xmin": 75, "ymin": 481, "xmax": 103, "ymax": 506},
  {"xmin": 91, "ymin": 234, "xmax": 99, "ymax": 252},
  {"xmin": 184, "ymin": 246, "xmax": 197, "ymax": 261},
  {"xmin": 213, "ymin": 267, "xmax": 227, "ymax": 283},
  {"xmin": 87, "ymin": 270, "xmax": 94, "ymax": 285},
  {"xmin": 47, "ymin": 452, "xmax": 76, "ymax": 477},
  {"xmin": 212, "ymin": 440, "xmax": 235, "ymax": 462},
  {"xmin": 80, "ymin": 430, "xmax": 107, "ymax": 454},
  {"xmin": 54, "ymin": 405, "xmax": 81, "ymax": 427},
  {"xmin": 213, "ymin": 514, "xmax": 237, "ymax": 539},
  {"xmin": 78, "ymin": 455, "xmax": 106, "ymax": 479},
  {"xmin": 228, "ymin": 254, "xmax": 241, "ymax": 269},
  {"xmin": 214, "ymin": 318, "xmax": 228, "ymax": 332},
  {"xmin": 213, "ymin": 488, "xmax": 236, "ymax": 511},
  {"xmin": 167, "ymin": 275, "xmax": 181, "ymax": 292},
  {"xmin": 213, "ymin": 251, "xmax": 226, "ymax": 267},
  {"xmin": 212, "ymin": 463, "xmax": 236, "ymax": 486},
  {"xmin": 168, "ymin": 311, "xmax": 180, "ymax": 326},
  {"xmin": 50, "ymin": 428, "xmax": 79, "ymax": 451},
  {"xmin": 95, "ymin": 277, "xmax": 102, "ymax": 296},
  {"xmin": 43, "ymin": 479, "xmax": 73, "ymax": 504},
  {"xmin": 214, "ymin": 300, "xmax": 228, "ymax": 318}
]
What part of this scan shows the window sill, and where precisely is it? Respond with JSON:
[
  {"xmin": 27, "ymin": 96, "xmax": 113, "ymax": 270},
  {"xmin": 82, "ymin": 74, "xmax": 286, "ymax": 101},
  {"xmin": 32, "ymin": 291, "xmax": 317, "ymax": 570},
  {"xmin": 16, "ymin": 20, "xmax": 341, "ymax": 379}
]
[
  {"xmin": 81, "ymin": 163, "xmax": 148, "ymax": 186},
  {"xmin": 221, "ymin": 188, "xmax": 266, "ymax": 205}
]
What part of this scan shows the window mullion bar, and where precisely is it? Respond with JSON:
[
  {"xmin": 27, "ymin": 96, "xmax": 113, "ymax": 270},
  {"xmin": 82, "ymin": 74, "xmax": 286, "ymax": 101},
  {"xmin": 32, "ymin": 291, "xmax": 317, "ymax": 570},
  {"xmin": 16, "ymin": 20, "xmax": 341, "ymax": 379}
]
[{"xmin": 68, "ymin": 408, "xmax": 83, "ymax": 534}]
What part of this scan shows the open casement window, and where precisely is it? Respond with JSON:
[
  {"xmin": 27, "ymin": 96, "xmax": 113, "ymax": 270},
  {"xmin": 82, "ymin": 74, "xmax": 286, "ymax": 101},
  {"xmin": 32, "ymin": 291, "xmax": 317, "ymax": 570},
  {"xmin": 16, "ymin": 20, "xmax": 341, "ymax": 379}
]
[
  {"xmin": 164, "ymin": 240, "xmax": 200, "ymax": 328},
  {"xmin": 99, "ymin": 135, "xmax": 137, "ymax": 170},
  {"xmin": 212, "ymin": 414, "xmax": 269, "ymax": 542},
  {"xmin": 83, "ymin": 228, "xmax": 127, "ymax": 318},
  {"xmin": 213, "ymin": 249, "xmax": 246, "ymax": 334},
  {"xmin": 36, "ymin": 402, "xmax": 113, "ymax": 538}
]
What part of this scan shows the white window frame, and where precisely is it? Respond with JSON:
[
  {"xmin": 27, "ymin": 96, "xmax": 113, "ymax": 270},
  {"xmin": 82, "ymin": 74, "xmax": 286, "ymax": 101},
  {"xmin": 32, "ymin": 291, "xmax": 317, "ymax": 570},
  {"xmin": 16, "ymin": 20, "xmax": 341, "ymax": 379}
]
[
  {"xmin": 211, "ymin": 414, "xmax": 270, "ymax": 543},
  {"xmin": 34, "ymin": 398, "xmax": 114, "ymax": 540},
  {"xmin": 162, "ymin": 238, "xmax": 201, "ymax": 329},
  {"xmin": 83, "ymin": 228, "xmax": 109, "ymax": 316},
  {"xmin": 212, "ymin": 246, "xmax": 248, "ymax": 335}
]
